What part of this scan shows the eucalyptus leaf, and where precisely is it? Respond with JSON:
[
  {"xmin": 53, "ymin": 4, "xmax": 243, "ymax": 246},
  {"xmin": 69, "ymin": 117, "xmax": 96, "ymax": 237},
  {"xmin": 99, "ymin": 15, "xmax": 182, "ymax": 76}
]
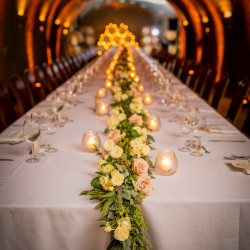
[{"xmin": 91, "ymin": 177, "xmax": 102, "ymax": 189}]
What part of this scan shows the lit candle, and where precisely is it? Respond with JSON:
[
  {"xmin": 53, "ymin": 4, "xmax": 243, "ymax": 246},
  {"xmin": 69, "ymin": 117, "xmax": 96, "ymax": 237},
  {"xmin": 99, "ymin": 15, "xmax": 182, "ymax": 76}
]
[
  {"xmin": 138, "ymin": 84, "xmax": 144, "ymax": 92},
  {"xmin": 130, "ymin": 72, "xmax": 135, "ymax": 78},
  {"xmin": 81, "ymin": 131, "xmax": 101, "ymax": 153},
  {"xmin": 134, "ymin": 76, "xmax": 140, "ymax": 83},
  {"xmin": 143, "ymin": 93, "xmax": 153, "ymax": 105},
  {"xmin": 147, "ymin": 115, "xmax": 161, "ymax": 131},
  {"xmin": 97, "ymin": 102, "xmax": 109, "ymax": 115},
  {"xmin": 97, "ymin": 88, "xmax": 106, "ymax": 98},
  {"xmin": 155, "ymin": 150, "xmax": 178, "ymax": 176},
  {"xmin": 105, "ymin": 80, "xmax": 112, "ymax": 89}
]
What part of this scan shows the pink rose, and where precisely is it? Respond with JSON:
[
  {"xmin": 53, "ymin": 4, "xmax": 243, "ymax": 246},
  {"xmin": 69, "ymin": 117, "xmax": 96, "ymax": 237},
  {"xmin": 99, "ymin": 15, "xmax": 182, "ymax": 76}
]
[
  {"xmin": 107, "ymin": 129, "xmax": 121, "ymax": 143},
  {"xmin": 129, "ymin": 114, "xmax": 143, "ymax": 126},
  {"xmin": 102, "ymin": 148, "xmax": 110, "ymax": 158},
  {"xmin": 132, "ymin": 158, "xmax": 149, "ymax": 175},
  {"xmin": 133, "ymin": 174, "xmax": 152, "ymax": 196}
]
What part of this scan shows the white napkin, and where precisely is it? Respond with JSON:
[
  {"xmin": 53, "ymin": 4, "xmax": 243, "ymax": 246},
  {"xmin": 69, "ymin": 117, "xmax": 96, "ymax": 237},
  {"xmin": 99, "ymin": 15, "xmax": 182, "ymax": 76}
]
[
  {"xmin": 206, "ymin": 125, "xmax": 239, "ymax": 134},
  {"xmin": 0, "ymin": 130, "xmax": 24, "ymax": 143},
  {"xmin": 229, "ymin": 160, "xmax": 250, "ymax": 175}
]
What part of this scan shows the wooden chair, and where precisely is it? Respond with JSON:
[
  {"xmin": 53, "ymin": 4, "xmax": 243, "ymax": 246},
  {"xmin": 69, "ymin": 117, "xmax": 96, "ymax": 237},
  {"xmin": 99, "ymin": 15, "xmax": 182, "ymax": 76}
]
[
  {"xmin": 201, "ymin": 67, "xmax": 217, "ymax": 100},
  {"xmin": 10, "ymin": 74, "xmax": 32, "ymax": 114},
  {"xmin": 61, "ymin": 58, "xmax": 73, "ymax": 76},
  {"xmin": 180, "ymin": 60, "xmax": 195, "ymax": 83},
  {"xmin": 211, "ymin": 72, "xmax": 230, "ymax": 109},
  {"xmin": 72, "ymin": 56, "xmax": 80, "ymax": 71},
  {"xmin": 50, "ymin": 62, "xmax": 65, "ymax": 84},
  {"xmin": 42, "ymin": 63, "xmax": 59, "ymax": 90},
  {"xmin": 55, "ymin": 59, "xmax": 69, "ymax": 80},
  {"xmin": 185, "ymin": 63, "xmax": 202, "ymax": 88},
  {"xmin": 193, "ymin": 65, "xmax": 209, "ymax": 93},
  {"xmin": 34, "ymin": 65, "xmax": 53, "ymax": 94},
  {"xmin": 242, "ymin": 109, "xmax": 250, "ymax": 136},
  {"xmin": 67, "ymin": 57, "xmax": 78, "ymax": 73},
  {"xmin": 227, "ymin": 78, "xmax": 250, "ymax": 122},
  {"xmin": 23, "ymin": 68, "xmax": 45, "ymax": 105},
  {"xmin": 0, "ymin": 82, "xmax": 18, "ymax": 131}
]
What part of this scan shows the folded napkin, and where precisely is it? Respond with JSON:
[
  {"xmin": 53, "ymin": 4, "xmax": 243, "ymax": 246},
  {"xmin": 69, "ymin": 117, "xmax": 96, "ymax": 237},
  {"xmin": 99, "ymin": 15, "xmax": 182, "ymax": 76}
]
[
  {"xmin": 206, "ymin": 125, "xmax": 239, "ymax": 134},
  {"xmin": 0, "ymin": 130, "xmax": 24, "ymax": 143},
  {"xmin": 229, "ymin": 160, "xmax": 250, "ymax": 175}
]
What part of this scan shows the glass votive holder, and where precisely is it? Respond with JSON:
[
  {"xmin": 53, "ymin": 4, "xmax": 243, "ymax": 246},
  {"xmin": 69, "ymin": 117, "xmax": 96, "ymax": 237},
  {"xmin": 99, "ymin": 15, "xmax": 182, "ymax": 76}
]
[
  {"xmin": 81, "ymin": 131, "xmax": 101, "ymax": 153},
  {"xmin": 155, "ymin": 150, "xmax": 178, "ymax": 176},
  {"xmin": 97, "ymin": 88, "xmax": 106, "ymax": 98},
  {"xmin": 143, "ymin": 93, "xmax": 153, "ymax": 105},
  {"xmin": 105, "ymin": 80, "xmax": 112, "ymax": 89},
  {"xmin": 138, "ymin": 84, "xmax": 144, "ymax": 92},
  {"xmin": 96, "ymin": 102, "xmax": 109, "ymax": 116},
  {"xmin": 147, "ymin": 115, "xmax": 161, "ymax": 131}
]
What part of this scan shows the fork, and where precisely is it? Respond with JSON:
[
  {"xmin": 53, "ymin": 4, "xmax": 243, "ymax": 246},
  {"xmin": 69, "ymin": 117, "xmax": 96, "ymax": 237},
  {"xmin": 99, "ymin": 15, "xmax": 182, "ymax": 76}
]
[{"xmin": 231, "ymin": 154, "xmax": 250, "ymax": 159}]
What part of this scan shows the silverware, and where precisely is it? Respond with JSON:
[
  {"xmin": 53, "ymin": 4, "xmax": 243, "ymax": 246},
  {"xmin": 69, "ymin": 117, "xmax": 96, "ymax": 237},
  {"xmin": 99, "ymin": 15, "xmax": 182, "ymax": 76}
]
[
  {"xmin": 12, "ymin": 124, "xmax": 23, "ymax": 127},
  {"xmin": 202, "ymin": 146, "xmax": 210, "ymax": 153},
  {"xmin": 231, "ymin": 154, "xmax": 250, "ymax": 159},
  {"xmin": 0, "ymin": 141, "xmax": 24, "ymax": 145},
  {"xmin": 209, "ymin": 140, "xmax": 246, "ymax": 142},
  {"xmin": 0, "ymin": 159, "xmax": 14, "ymax": 161}
]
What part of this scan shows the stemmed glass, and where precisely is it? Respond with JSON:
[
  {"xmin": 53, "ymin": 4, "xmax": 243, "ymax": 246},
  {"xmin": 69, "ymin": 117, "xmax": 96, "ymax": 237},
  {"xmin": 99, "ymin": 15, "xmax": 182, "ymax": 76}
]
[
  {"xmin": 190, "ymin": 116, "xmax": 206, "ymax": 156},
  {"xmin": 23, "ymin": 118, "xmax": 41, "ymax": 163},
  {"xmin": 168, "ymin": 88, "xmax": 180, "ymax": 122},
  {"xmin": 51, "ymin": 95, "xmax": 64, "ymax": 126},
  {"xmin": 177, "ymin": 111, "xmax": 191, "ymax": 152},
  {"xmin": 45, "ymin": 112, "xmax": 58, "ymax": 153}
]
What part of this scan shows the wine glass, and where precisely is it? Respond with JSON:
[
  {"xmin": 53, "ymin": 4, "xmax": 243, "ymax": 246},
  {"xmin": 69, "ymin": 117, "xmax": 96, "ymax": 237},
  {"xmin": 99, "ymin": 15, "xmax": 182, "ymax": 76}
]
[
  {"xmin": 51, "ymin": 95, "xmax": 64, "ymax": 126},
  {"xmin": 177, "ymin": 112, "xmax": 191, "ymax": 152},
  {"xmin": 190, "ymin": 116, "xmax": 206, "ymax": 156},
  {"xmin": 23, "ymin": 118, "xmax": 41, "ymax": 163},
  {"xmin": 168, "ymin": 88, "xmax": 180, "ymax": 122},
  {"xmin": 45, "ymin": 112, "xmax": 58, "ymax": 153}
]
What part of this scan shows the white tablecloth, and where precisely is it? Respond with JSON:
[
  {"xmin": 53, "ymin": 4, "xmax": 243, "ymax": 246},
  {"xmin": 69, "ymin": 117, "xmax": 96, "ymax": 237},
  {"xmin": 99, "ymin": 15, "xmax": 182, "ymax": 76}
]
[{"xmin": 0, "ymin": 51, "xmax": 250, "ymax": 250}]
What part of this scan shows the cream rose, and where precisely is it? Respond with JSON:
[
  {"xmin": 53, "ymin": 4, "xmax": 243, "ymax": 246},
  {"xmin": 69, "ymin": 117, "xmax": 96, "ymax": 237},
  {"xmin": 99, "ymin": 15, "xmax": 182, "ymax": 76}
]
[
  {"xmin": 103, "ymin": 164, "xmax": 114, "ymax": 173},
  {"xmin": 108, "ymin": 116, "xmax": 119, "ymax": 130},
  {"xmin": 133, "ymin": 174, "xmax": 152, "ymax": 196},
  {"xmin": 133, "ymin": 126, "xmax": 142, "ymax": 134},
  {"xmin": 103, "ymin": 139, "xmax": 115, "ymax": 151},
  {"xmin": 114, "ymin": 226, "xmax": 129, "ymax": 242},
  {"xmin": 129, "ymin": 113, "xmax": 143, "ymax": 126},
  {"xmin": 107, "ymin": 129, "xmax": 121, "ymax": 143},
  {"xmin": 142, "ymin": 145, "xmax": 150, "ymax": 156},
  {"xmin": 110, "ymin": 146, "xmax": 123, "ymax": 158},
  {"xmin": 118, "ymin": 217, "xmax": 131, "ymax": 231},
  {"xmin": 121, "ymin": 93, "xmax": 128, "ymax": 101},
  {"xmin": 132, "ymin": 158, "xmax": 149, "ymax": 175},
  {"xmin": 118, "ymin": 113, "xmax": 126, "ymax": 122},
  {"xmin": 96, "ymin": 158, "xmax": 106, "ymax": 172}
]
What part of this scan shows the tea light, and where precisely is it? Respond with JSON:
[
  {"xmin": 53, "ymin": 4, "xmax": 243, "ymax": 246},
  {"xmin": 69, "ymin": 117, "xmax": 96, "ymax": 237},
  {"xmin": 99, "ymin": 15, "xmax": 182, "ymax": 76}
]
[
  {"xmin": 134, "ymin": 76, "xmax": 140, "ymax": 83},
  {"xmin": 138, "ymin": 84, "xmax": 144, "ymax": 92},
  {"xmin": 97, "ymin": 88, "xmax": 106, "ymax": 98},
  {"xmin": 97, "ymin": 102, "xmax": 109, "ymax": 115},
  {"xmin": 147, "ymin": 115, "xmax": 161, "ymax": 131},
  {"xmin": 143, "ymin": 93, "xmax": 153, "ymax": 105},
  {"xmin": 81, "ymin": 131, "xmax": 101, "ymax": 152},
  {"xmin": 155, "ymin": 150, "xmax": 178, "ymax": 176},
  {"xmin": 130, "ymin": 72, "xmax": 135, "ymax": 78},
  {"xmin": 105, "ymin": 80, "xmax": 112, "ymax": 89}
]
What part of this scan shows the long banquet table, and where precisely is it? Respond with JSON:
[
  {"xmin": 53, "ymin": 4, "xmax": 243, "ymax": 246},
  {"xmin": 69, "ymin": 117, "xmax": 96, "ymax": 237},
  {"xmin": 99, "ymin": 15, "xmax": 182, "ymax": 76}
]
[{"xmin": 0, "ymin": 50, "xmax": 250, "ymax": 250}]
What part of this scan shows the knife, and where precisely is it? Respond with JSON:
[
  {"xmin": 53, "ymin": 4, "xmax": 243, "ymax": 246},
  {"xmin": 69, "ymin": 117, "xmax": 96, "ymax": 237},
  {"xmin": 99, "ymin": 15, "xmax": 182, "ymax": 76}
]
[
  {"xmin": 209, "ymin": 140, "xmax": 246, "ymax": 142},
  {"xmin": 0, "ymin": 159, "xmax": 14, "ymax": 161}
]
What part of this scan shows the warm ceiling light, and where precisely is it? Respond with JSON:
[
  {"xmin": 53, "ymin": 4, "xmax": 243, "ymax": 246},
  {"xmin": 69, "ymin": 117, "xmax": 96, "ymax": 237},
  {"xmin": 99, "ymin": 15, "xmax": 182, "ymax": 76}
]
[
  {"xmin": 202, "ymin": 17, "xmax": 209, "ymax": 23},
  {"xmin": 152, "ymin": 28, "xmax": 160, "ymax": 36},
  {"xmin": 63, "ymin": 29, "xmax": 68, "ymax": 35},
  {"xmin": 55, "ymin": 19, "xmax": 60, "ymax": 25},
  {"xmin": 39, "ymin": 26, "xmax": 44, "ymax": 31},
  {"xmin": 64, "ymin": 22, "xmax": 70, "ymax": 28},
  {"xmin": 18, "ymin": 10, "xmax": 24, "ymax": 16},
  {"xmin": 205, "ymin": 27, "xmax": 210, "ymax": 33},
  {"xmin": 183, "ymin": 20, "xmax": 189, "ymax": 26},
  {"xmin": 35, "ymin": 82, "xmax": 41, "ymax": 88},
  {"xmin": 224, "ymin": 11, "xmax": 232, "ymax": 18}
]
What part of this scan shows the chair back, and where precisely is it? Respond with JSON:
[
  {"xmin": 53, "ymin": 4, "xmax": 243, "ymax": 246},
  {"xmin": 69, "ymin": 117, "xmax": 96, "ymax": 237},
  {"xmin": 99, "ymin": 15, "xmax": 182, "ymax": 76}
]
[
  {"xmin": 227, "ymin": 78, "xmax": 250, "ymax": 122},
  {"xmin": 42, "ymin": 63, "xmax": 59, "ymax": 89},
  {"xmin": 55, "ymin": 60, "xmax": 69, "ymax": 80},
  {"xmin": 34, "ymin": 65, "xmax": 53, "ymax": 94},
  {"xmin": 193, "ymin": 65, "xmax": 209, "ymax": 93},
  {"xmin": 242, "ymin": 109, "xmax": 250, "ymax": 136},
  {"xmin": 186, "ymin": 63, "xmax": 201, "ymax": 88},
  {"xmin": 62, "ymin": 58, "xmax": 73, "ymax": 76},
  {"xmin": 51, "ymin": 62, "xmax": 64, "ymax": 84},
  {"xmin": 23, "ymin": 68, "xmax": 45, "ymax": 105},
  {"xmin": 180, "ymin": 60, "xmax": 195, "ymax": 83},
  {"xmin": 0, "ymin": 82, "xmax": 18, "ymax": 130},
  {"xmin": 67, "ymin": 57, "xmax": 77, "ymax": 73},
  {"xmin": 10, "ymin": 74, "xmax": 32, "ymax": 114},
  {"xmin": 72, "ymin": 56, "xmax": 80, "ymax": 71},
  {"xmin": 201, "ymin": 67, "xmax": 217, "ymax": 100},
  {"xmin": 211, "ymin": 72, "xmax": 230, "ymax": 109}
]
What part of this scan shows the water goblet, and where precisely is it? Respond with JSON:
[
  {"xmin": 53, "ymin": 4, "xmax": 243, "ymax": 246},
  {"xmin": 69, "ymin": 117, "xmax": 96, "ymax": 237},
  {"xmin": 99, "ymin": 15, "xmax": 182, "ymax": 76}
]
[
  {"xmin": 51, "ymin": 95, "xmax": 64, "ymax": 126},
  {"xmin": 23, "ymin": 118, "xmax": 41, "ymax": 163},
  {"xmin": 177, "ymin": 112, "xmax": 191, "ymax": 152},
  {"xmin": 45, "ymin": 112, "xmax": 58, "ymax": 153}
]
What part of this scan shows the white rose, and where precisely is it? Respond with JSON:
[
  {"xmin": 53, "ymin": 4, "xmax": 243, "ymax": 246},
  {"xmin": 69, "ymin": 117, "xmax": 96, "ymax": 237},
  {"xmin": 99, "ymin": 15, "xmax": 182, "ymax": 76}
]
[
  {"xmin": 97, "ymin": 158, "xmax": 106, "ymax": 172},
  {"xmin": 114, "ymin": 226, "xmax": 129, "ymax": 242},
  {"xmin": 118, "ymin": 113, "xmax": 127, "ymax": 122},
  {"xmin": 121, "ymin": 93, "xmax": 128, "ymax": 101},
  {"xmin": 108, "ymin": 116, "xmax": 119, "ymax": 130},
  {"xmin": 118, "ymin": 217, "xmax": 131, "ymax": 231},
  {"xmin": 103, "ymin": 140, "xmax": 115, "ymax": 151},
  {"xmin": 110, "ymin": 146, "xmax": 123, "ymax": 158},
  {"xmin": 133, "ymin": 126, "xmax": 142, "ymax": 134},
  {"xmin": 103, "ymin": 164, "xmax": 114, "ymax": 173}
]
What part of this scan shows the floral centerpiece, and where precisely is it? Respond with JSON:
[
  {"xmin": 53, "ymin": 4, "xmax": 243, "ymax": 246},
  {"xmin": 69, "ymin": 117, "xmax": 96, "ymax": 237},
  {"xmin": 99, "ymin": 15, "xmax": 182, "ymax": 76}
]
[{"xmin": 81, "ymin": 47, "xmax": 155, "ymax": 249}]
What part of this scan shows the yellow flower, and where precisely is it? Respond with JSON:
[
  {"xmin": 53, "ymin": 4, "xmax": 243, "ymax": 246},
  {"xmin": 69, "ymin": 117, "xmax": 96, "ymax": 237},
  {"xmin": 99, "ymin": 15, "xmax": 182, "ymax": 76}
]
[
  {"xmin": 108, "ymin": 116, "xmax": 119, "ymax": 130},
  {"xmin": 121, "ymin": 93, "xmax": 128, "ymax": 100},
  {"xmin": 111, "ymin": 172, "xmax": 124, "ymax": 186},
  {"xmin": 142, "ymin": 145, "xmax": 150, "ymax": 156},
  {"xmin": 104, "ymin": 222, "xmax": 112, "ymax": 232},
  {"xmin": 118, "ymin": 217, "xmax": 131, "ymax": 231},
  {"xmin": 118, "ymin": 113, "xmax": 126, "ymax": 122},
  {"xmin": 97, "ymin": 158, "xmax": 106, "ymax": 172},
  {"xmin": 110, "ymin": 146, "xmax": 123, "ymax": 158},
  {"xmin": 133, "ymin": 126, "xmax": 142, "ymax": 134},
  {"xmin": 103, "ymin": 164, "xmax": 114, "ymax": 173},
  {"xmin": 114, "ymin": 226, "xmax": 129, "ymax": 241}
]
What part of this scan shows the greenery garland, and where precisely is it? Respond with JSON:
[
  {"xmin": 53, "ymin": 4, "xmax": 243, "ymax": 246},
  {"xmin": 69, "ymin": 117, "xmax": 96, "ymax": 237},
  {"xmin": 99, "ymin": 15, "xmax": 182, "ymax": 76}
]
[{"xmin": 81, "ymin": 47, "xmax": 155, "ymax": 250}]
